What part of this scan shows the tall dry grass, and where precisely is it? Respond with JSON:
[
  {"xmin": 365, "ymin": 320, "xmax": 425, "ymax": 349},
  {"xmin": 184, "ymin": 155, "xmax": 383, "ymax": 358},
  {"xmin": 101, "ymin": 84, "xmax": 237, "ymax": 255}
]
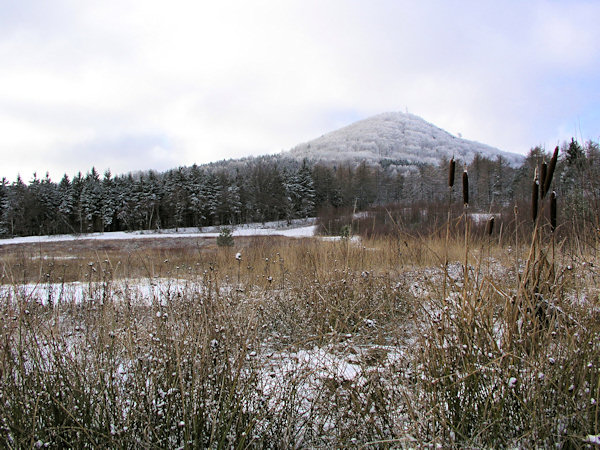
[
  {"xmin": 0, "ymin": 209, "xmax": 598, "ymax": 447},
  {"xmin": 403, "ymin": 157, "xmax": 600, "ymax": 447}
]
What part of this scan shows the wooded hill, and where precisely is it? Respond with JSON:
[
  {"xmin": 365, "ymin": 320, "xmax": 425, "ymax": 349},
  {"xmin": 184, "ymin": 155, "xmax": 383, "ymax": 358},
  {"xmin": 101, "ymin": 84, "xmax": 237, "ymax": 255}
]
[{"xmin": 0, "ymin": 139, "xmax": 598, "ymax": 238}]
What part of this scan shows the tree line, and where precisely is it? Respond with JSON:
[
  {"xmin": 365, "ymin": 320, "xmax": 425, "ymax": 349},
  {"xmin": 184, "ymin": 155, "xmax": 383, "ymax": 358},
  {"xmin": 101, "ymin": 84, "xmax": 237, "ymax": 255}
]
[{"xmin": 1, "ymin": 139, "xmax": 598, "ymax": 238}]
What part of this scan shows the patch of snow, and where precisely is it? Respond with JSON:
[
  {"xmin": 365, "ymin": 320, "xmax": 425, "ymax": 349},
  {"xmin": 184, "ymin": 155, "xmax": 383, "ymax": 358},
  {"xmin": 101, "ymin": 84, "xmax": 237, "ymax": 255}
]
[
  {"xmin": 585, "ymin": 435, "xmax": 600, "ymax": 445},
  {"xmin": 470, "ymin": 213, "xmax": 500, "ymax": 224},
  {"xmin": 0, "ymin": 219, "xmax": 317, "ymax": 246},
  {"xmin": 31, "ymin": 255, "xmax": 78, "ymax": 261},
  {"xmin": 0, "ymin": 278, "xmax": 205, "ymax": 306},
  {"xmin": 319, "ymin": 235, "xmax": 361, "ymax": 242}
]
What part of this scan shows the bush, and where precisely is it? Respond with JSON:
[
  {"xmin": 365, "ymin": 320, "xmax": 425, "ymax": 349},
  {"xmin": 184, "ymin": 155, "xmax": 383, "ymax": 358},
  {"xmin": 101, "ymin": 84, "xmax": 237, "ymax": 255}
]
[{"xmin": 216, "ymin": 227, "xmax": 234, "ymax": 247}]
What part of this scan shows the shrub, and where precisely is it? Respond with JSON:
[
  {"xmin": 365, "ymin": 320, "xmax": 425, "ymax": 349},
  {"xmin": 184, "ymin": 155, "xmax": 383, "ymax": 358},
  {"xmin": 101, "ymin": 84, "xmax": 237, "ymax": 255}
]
[{"xmin": 216, "ymin": 227, "xmax": 234, "ymax": 247}]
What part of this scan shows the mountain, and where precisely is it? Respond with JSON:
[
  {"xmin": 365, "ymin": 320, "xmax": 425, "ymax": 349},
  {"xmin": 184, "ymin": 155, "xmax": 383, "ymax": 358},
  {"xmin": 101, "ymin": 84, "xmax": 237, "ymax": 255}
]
[{"xmin": 289, "ymin": 112, "xmax": 523, "ymax": 167}]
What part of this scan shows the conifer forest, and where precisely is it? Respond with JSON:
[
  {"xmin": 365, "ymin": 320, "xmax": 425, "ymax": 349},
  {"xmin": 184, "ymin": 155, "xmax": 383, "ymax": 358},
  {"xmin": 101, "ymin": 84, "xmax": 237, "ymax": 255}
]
[{"xmin": 2, "ymin": 138, "xmax": 598, "ymax": 239}]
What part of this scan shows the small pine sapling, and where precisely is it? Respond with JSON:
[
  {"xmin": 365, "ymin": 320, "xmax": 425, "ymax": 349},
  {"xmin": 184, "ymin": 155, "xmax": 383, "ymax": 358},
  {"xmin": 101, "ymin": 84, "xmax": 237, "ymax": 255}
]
[{"xmin": 217, "ymin": 227, "xmax": 235, "ymax": 247}]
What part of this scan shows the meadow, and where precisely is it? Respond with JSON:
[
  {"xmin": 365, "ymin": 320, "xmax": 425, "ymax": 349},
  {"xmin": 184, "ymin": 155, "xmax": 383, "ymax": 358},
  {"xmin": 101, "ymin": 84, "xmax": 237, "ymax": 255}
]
[{"xmin": 0, "ymin": 216, "xmax": 599, "ymax": 448}]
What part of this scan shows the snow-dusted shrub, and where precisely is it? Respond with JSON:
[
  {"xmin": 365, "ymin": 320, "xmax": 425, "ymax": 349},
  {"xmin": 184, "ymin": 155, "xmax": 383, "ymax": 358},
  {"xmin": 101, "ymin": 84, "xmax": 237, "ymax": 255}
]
[{"xmin": 216, "ymin": 226, "xmax": 234, "ymax": 247}]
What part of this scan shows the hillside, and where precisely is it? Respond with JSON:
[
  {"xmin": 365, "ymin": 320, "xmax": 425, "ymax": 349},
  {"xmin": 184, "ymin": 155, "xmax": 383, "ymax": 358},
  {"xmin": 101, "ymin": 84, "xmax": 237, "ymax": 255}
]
[{"xmin": 290, "ymin": 112, "xmax": 523, "ymax": 167}]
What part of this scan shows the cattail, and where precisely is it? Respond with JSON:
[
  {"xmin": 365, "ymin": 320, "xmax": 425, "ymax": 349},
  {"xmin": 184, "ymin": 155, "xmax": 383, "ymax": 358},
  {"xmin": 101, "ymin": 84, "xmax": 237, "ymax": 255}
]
[
  {"xmin": 462, "ymin": 168, "xmax": 469, "ymax": 206},
  {"xmin": 540, "ymin": 161, "xmax": 547, "ymax": 199},
  {"xmin": 550, "ymin": 191, "xmax": 557, "ymax": 232},
  {"xmin": 532, "ymin": 168, "xmax": 539, "ymax": 223},
  {"xmin": 486, "ymin": 216, "xmax": 495, "ymax": 236},
  {"xmin": 542, "ymin": 146, "xmax": 559, "ymax": 197},
  {"xmin": 448, "ymin": 157, "xmax": 456, "ymax": 188}
]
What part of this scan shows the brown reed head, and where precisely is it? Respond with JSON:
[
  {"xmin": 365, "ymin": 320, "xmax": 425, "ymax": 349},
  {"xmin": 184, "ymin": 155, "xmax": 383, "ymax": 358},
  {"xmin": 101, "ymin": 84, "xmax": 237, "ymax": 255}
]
[
  {"xmin": 462, "ymin": 168, "xmax": 469, "ymax": 206},
  {"xmin": 448, "ymin": 157, "xmax": 456, "ymax": 188},
  {"xmin": 486, "ymin": 216, "xmax": 494, "ymax": 236},
  {"xmin": 542, "ymin": 146, "xmax": 559, "ymax": 197}
]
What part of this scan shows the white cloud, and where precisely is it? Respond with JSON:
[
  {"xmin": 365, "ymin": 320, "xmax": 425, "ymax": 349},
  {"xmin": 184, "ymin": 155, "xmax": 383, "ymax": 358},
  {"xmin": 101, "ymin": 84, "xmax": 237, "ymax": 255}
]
[{"xmin": 0, "ymin": 0, "xmax": 598, "ymax": 181}]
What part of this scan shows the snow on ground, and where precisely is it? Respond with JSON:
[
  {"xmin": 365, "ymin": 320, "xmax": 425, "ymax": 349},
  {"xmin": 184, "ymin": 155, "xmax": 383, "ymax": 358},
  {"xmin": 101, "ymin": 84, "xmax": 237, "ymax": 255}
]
[
  {"xmin": 319, "ymin": 235, "xmax": 361, "ymax": 242},
  {"xmin": 0, "ymin": 278, "xmax": 204, "ymax": 306},
  {"xmin": 470, "ymin": 213, "xmax": 500, "ymax": 224},
  {"xmin": 0, "ymin": 218, "xmax": 318, "ymax": 246}
]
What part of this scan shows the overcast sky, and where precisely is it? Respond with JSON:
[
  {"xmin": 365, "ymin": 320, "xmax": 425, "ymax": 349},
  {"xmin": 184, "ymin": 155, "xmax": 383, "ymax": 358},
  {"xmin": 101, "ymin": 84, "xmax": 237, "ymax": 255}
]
[{"xmin": 1, "ymin": 0, "xmax": 599, "ymax": 181}]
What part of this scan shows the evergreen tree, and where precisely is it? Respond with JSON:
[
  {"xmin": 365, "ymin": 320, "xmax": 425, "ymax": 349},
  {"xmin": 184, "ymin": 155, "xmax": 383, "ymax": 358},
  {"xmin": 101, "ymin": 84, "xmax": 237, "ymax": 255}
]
[
  {"xmin": 57, "ymin": 174, "xmax": 74, "ymax": 233},
  {"xmin": 203, "ymin": 173, "xmax": 221, "ymax": 225},
  {"xmin": 2, "ymin": 176, "xmax": 27, "ymax": 236},
  {"xmin": 115, "ymin": 174, "xmax": 136, "ymax": 230},
  {"xmin": 71, "ymin": 172, "xmax": 85, "ymax": 233},
  {"xmin": 101, "ymin": 170, "xmax": 117, "ymax": 231},
  {"xmin": 216, "ymin": 226, "xmax": 234, "ymax": 247},
  {"xmin": 138, "ymin": 171, "xmax": 162, "ymax": 229},
  {"xmin": 188, "ymin": 165, "xmax": 208, "ymax": 227},
  {"xmin": 282, "ymin": 167, "xmax": 300, "ymax": 223},
  {"xmin": 163, "ymin": 168, "xmax": 189, "ymax": 230},
  {"xmin": 560, "ymin": 139, "xmax": 588, "ymax": 227},
  {"xmin": 81, "ymin": 168, "xmax": 103, "ymax": 231},
  {"xmin": 584, "ymin": 141, "xmax": 600, "ymax": 221},
  {"xmin": 296, "ymin": 161, "xmax": 316, "ymax": 218},
  {"xmin": 0, "ymin": 178, "xmax": 9, "ymax": 236},
  {"xmin": 38, "ymin": 172, "xmax": 60, "ymax": 234}
]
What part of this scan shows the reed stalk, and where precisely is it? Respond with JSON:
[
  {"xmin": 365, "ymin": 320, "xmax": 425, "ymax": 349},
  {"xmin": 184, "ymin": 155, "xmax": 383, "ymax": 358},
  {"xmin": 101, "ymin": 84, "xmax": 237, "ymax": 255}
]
[
  {"xmin": 540, "ymin": 161, "xmax": 548, "ymax": 199},
  {"xmin": 462, "ymin": 167, "xmax": 470, "ymax": 306},
  {"xmin": 443, "ymin": 158, "xmax": 456, "ymax": 305}
]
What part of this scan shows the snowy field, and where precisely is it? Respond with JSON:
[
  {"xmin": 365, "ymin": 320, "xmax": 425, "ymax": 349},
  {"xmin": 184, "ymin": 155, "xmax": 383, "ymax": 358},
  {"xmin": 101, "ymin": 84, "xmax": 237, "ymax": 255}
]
[{"xmin": 0, "ymin": 218, "xmax": 318, "ymax": 247}]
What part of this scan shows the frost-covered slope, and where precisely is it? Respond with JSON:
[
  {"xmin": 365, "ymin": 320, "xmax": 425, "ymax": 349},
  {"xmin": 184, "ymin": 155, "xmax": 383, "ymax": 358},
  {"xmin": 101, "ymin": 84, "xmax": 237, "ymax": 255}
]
[{"xmin": 290, "ymin": 112, "xmax": 523, "ymax": 166}]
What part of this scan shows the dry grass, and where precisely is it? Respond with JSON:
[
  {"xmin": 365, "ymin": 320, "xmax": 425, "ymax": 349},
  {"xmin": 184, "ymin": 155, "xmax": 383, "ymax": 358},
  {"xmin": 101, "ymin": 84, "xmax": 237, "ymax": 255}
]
[{"xmin": 0, "ymin": 225, "xmax": 599, "ymax": 447}]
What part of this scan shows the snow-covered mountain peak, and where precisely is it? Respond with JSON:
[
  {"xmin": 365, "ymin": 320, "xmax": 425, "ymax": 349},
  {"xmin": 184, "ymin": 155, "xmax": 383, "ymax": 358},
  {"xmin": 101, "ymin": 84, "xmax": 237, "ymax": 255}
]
[{"xmin": 289, "ymin": 111, "xmax": 523, "ymax": 167}]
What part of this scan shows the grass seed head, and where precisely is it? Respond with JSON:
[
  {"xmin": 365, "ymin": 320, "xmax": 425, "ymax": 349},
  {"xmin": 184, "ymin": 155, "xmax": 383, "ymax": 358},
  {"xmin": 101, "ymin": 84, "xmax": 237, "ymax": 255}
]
[{"xmin": 448, "ymin": 157, "xmax": 456, "ymax": 188}]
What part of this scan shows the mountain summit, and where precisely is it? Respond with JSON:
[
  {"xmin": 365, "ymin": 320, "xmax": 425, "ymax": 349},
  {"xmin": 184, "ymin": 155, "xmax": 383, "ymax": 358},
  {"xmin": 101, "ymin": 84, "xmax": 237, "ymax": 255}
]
[{"xmin": 290, "ymin": 112, "xmax": 523, "ymax": 167}]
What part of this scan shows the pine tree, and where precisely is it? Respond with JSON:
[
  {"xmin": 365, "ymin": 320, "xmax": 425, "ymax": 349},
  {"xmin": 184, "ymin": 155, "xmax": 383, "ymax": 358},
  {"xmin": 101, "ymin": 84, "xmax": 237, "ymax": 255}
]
[
  {"xmin": 560, "ymin": 139, "xmax": 587, "ymax": 228},
  {"xmin": 71, "ymin": 172, "xmax": 85, "ymax": 233},
  {"xmin": 101, "ymin": 170, "xmax": 116, "ymax": 231},
  {"xmin": 188, "ymin": 165, "xmax": 208, "ymax": 227},
  {"xmin": 39, "ymin": 172, "xmax": 60, "ymax": 234},
  {"xmin": 203, "ymin": 173, "xmax": 221, "ymax": 225},
  {"xmin": 0, "ymin": 177, "xmax": 9, "ymax": 236},
  {"xmin": 2, "ymin": 176, "xmax": 27, "ymax": 236},
  {"xmin": 312, "ymin": 164, "xmax": 342, "ymax": 208},
  {"xmin": 282, "ymin": 167, "xmax": 299, "ymax": 223},
  {"xmin": 115, "ymin": 175, "xmax": 136, "ymax": 230},
  {"xmin": 57, "ymin": 174, "xmax": 74, "ymax": 230},
  {"xmin": 81, "ymin": 167, "xmax": 103, "ymax": 232},
  {"xmin": 163, "ymin": 168, "xmax": 189, "ymax": 230},
  {"xmin": 216, "ymin": 226, "xmax": 235, "ymax": 247}
]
